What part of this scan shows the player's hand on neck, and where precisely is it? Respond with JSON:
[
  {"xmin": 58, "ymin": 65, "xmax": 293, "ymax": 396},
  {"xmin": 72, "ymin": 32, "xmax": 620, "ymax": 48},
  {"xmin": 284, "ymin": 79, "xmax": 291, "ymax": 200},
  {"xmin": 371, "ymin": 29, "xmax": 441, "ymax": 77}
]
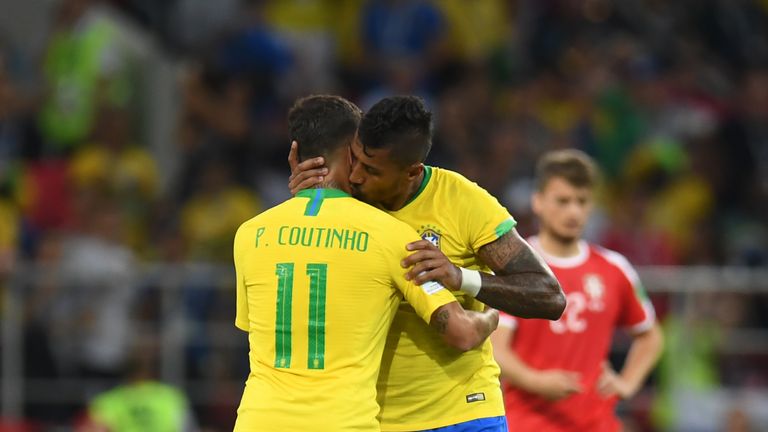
[
  {"xmin": 288, "ymin": 141, "xmax": 329, "ymax": 195},
  {"xmin": 289, "ymin": 141, "xmax": 353, "ymax": 194}
]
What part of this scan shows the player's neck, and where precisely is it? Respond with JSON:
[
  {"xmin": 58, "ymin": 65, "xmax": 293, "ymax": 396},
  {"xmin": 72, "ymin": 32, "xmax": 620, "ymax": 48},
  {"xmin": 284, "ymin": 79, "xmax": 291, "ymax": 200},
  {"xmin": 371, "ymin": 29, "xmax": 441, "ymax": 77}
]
[
  {"xmin": 403, "ymin": 170, "xmax": 425, "ymax": 206},
  {"xmin": 314, "ymin": 163, "xmax": 351, "ymax": 194},
  {"xmin": 537, "ymin": 231, "xmax": 582, "ymax": 258},
  {"xmin": 388, "ymin": 169, "xmax": 425, "ymax": 211},
  {"xmin": 314, "ymin": 181, "xmax": 348, "ymax": 194}
]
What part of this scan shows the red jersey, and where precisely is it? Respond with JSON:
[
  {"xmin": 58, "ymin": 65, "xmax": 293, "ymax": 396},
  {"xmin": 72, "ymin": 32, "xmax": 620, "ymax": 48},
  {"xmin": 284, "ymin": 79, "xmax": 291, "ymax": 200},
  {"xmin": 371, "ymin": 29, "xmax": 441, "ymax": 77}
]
[{"xmin": 500, "ymin": 236, "xmax": 655, "ymax": 432}]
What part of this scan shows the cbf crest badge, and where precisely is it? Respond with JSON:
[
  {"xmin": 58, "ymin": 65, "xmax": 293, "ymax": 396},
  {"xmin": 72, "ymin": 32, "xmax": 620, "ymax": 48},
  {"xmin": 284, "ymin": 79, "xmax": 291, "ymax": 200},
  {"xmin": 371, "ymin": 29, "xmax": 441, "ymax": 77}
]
[{"xmin": 419, "ymin": 224, "xmax": 442, "ymax": 249}]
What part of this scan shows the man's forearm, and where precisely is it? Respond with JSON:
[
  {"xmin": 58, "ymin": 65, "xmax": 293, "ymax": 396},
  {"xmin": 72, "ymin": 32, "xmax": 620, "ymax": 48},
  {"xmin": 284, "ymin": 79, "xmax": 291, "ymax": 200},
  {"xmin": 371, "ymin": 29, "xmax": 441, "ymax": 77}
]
[
  {"xmin": 490, "ymin": 329, "xmax": 537, "ymax": 391},
  {"xmin": 476, "ymin": 272, "xmax": 564, "ymax": 320},
  {"xmin": 469, "ymin": 308, "xmax": 499, "ymax": 348},
  {"xmin": 400, "ymin": 230, "xmax": 565, "ymax": 319},
  {"xmin": 475, "ymin": 229, "xmax": 565, "ymax": 319},
  {"xmin": 432, "ymin": 304, "xmax": 498, "ymax": 352},
  {"xmin": 619, "ymin": 323, "xmax": 664, "ymax": 397}
]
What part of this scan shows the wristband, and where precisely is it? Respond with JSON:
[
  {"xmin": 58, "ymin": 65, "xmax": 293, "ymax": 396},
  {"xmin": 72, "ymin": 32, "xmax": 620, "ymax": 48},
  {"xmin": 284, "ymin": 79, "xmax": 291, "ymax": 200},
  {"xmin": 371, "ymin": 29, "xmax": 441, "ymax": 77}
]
[{"xmin": 459, "ymin": 267, "xmax": 482, "ymax": 297}]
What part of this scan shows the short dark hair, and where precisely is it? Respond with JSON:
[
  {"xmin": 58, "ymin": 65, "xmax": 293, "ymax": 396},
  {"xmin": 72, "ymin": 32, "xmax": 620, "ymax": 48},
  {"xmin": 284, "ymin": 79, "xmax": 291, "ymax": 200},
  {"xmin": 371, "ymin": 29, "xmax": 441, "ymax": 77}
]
[
  {"xmin": 535, "ymin": 149, "xmax": 600, "ymax": 191},
  {"xmin": 288, "ymin": 95, "xmax": 362, "ymax": 162},
  {"xmin": 359, "ymin": 96, "xmax": 433, "ymax": 166}
]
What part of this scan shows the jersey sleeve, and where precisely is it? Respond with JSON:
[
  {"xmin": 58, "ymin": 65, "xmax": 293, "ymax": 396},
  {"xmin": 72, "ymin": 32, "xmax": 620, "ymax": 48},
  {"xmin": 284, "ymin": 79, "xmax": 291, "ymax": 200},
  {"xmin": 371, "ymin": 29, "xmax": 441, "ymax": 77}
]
[
  {"xmin": 395, "ymin": 275, "xmax": 456, "ymax": 324},
  {"xmin": 386, "ymin": 225, "xmax": 457, "ymax": 324},
  {"xmin": 603, "ymin": 249, "xmax": 656, "ymax": 333},
  {"xmin": 455, "ymin": 174, "xmax": 516, "ymax": 253},
  {"xmin": 234, "ymin": 225, "xmax": 249, "ymax": 331}
]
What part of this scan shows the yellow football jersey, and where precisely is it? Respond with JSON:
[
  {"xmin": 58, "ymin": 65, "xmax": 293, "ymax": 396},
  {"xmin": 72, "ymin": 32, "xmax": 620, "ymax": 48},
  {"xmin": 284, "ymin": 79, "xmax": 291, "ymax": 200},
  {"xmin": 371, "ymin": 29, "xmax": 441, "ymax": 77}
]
[
  {"xmin": 379, "ymin": 166, "xmax": 516, "ymax": 431},
  {"xmin": 233, "ymin": 188, "xmax": 456, "ymax": 432}
]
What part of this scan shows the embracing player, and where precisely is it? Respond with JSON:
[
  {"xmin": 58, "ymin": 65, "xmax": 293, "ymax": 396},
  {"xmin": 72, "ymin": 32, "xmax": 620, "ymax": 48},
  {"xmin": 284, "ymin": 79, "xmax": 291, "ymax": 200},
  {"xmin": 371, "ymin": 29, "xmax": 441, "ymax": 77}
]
[
  {"xmin": 290, "ymin": 96, "xmax": 565, "ymax": 431},
  {"xmin": 233, "ymin": 95, "xmax": 499, "ymax": 431}
]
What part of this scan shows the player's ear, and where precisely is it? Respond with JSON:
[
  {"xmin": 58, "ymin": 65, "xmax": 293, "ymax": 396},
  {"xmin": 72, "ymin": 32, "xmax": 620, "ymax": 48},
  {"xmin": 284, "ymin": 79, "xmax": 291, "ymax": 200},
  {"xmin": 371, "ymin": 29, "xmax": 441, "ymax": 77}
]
[{"xmin": 405, "ymin": 163, "xmax": 423, "ymax": 180}]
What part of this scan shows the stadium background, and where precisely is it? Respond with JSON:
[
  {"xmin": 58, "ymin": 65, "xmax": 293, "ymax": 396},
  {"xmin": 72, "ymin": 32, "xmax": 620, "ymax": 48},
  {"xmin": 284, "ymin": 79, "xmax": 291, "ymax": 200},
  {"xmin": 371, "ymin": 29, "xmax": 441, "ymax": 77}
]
[{"xmin": 0, "ymin": 0, "xmax": 767, "ymax": 430}]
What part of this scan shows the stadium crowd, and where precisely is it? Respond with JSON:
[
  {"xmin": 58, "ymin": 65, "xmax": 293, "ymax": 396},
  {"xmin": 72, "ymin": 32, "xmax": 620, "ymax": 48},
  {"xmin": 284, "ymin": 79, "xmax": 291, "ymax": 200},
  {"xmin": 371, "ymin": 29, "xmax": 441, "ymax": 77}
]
[{"xmin": 1, "ymin": 0, "xmax": 767, "ymax": 430}]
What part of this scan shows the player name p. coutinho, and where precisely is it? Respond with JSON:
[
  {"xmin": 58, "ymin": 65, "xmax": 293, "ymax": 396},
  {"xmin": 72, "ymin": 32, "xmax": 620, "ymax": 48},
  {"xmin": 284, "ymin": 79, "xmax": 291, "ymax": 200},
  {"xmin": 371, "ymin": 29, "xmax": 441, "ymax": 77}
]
[{"xmin": 254, "ymin": 225, "xmax": 370, "ymax": 252}]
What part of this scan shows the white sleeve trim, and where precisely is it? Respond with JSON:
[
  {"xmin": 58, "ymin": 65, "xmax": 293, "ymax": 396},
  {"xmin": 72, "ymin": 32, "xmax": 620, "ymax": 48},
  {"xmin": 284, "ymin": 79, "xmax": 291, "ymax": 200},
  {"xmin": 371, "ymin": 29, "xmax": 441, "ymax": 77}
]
[
  {"xmin": 597, "ymin": 246, "xmax": 643, "ymax": 288},
  {"xmin": 624, "ymin": 299, "xmax": 657, "ymax": 334},
  {"xmin": 598, "ymin": 246, "xmax": 656, "ymax": 334}
]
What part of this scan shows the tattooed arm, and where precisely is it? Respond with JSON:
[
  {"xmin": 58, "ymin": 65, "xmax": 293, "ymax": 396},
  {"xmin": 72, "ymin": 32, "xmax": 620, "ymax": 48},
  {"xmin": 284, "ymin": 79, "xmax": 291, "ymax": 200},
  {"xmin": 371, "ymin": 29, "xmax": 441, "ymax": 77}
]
[
  {"xmin": 430, "ymin": 303, "xmax": 499, "ymax": 352},
  {"xmin": 404, "ymin": 229, "xmax": 564, "ymax": 319},
  {"xmin": 475, "ymin": 229, "xmax": 564, "ymax": 319}
]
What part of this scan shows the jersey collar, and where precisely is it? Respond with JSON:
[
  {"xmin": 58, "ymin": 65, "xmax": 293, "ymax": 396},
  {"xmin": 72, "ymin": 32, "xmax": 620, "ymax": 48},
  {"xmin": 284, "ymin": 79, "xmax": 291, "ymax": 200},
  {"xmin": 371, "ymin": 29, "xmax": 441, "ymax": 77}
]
[
  {"xmin": 528, "ymin": 235, "xmax": 590, "ymax": 268},
  {"xmin": 295, "ymin": 188, "xmax": 351, "ymax": 199},
  {"xmin": 403, "ymin": 165, "xmax": 433, "ymax": 207},
  {"xmin": 297, "ymin": 188, "xmax": 351, "ymax": 216}
]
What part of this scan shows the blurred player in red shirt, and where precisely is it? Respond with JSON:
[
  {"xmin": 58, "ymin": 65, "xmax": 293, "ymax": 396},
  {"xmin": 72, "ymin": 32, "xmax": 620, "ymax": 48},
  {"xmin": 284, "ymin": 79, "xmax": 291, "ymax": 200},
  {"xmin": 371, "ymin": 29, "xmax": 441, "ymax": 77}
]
[{"xmin": 491, "ymin": 149, "xmax": 664, "ymax": 431}]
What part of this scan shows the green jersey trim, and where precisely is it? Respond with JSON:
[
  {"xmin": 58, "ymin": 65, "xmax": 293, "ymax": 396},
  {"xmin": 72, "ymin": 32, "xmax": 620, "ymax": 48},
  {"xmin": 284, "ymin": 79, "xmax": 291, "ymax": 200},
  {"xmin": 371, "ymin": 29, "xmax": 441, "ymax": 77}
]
[
  {"xmin": 494, "ymin": 218, "xmax": 516, "ymax": 238},
  {"xmin": 404, "ymin": 165, "xmax": 433, "ymax": 206},
  {"xmin": 297, "ymin": 188, "xmax": 350, "ymax": 216}
]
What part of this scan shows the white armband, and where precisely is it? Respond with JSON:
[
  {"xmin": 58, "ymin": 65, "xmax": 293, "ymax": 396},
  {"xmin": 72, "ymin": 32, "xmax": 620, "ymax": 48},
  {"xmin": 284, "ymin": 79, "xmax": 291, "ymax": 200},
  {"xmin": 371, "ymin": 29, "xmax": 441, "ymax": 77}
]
[{"xmin": 459, "ymin": 267, "xmax": 482, "ymax": 297}]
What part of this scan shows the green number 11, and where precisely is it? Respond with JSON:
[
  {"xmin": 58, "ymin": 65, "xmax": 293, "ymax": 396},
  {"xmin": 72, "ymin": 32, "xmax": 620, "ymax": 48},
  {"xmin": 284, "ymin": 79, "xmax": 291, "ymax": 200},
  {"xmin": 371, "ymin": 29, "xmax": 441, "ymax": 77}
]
[{"xmin": 274, "ymin": 262, "xmax": 327, "ymax": 370}]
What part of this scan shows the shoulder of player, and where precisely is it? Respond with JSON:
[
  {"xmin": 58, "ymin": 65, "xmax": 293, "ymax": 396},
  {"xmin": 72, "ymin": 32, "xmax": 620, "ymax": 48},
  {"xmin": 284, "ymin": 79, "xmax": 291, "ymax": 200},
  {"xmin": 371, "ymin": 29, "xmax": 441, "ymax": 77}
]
[
  {"xmin": 431, "ymin": 166, "xmax": 505, "ymax": 216},
  {"xmin": 369, "ymin": 209, "xmax": 421, "ymax": 242},
  {"xmin": 353, "ymin": 208, "xmax": 421, "ymax": 250},
  {"xmin": 325, "ymin": 197, "xmax": 417, "ymax": 241},
  {"xmin": 431, "ymin": 166, "xmax": 487, "ymax": 193},
  {"xmin": 233, "ymin": 216, "xmax": 260, "ymax": 248},
  {"xmin": 590, "ymin": 244, "xmax": 641, "ymax": 284},
  {"xmin": 234, "ymin": 201, "xmax": 287, "ymax": 233}
]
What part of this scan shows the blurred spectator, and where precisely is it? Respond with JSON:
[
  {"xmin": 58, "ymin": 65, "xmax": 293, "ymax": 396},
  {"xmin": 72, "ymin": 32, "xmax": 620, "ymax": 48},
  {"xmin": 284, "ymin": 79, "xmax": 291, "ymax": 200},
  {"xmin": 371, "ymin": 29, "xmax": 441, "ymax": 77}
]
[
  {"xmin": 0, "ymin": 419, "xmax": 40, "ymax": 432},
  {"xmin": 738, "ymin": 69, "xmax": 768, "ymax": 201},
  {"xmin": 711, "ymin": 67, "xmax": 768, "ymax": 266},
  {"xmin": 361, "ymin": 0, "xmax": 446, "ymax": 58},
  {"xmin": 724, "ymin": 406, "xmax": 754, "ymax": 432},
  {"xmin": 177, "ymin": 60, "xmax": 283, "ymax": 195},
  {"xmin": 586, "ymin": 57, "xmax": 647, "ymax": 179},
  {"xmin": 528, "ymin": 70, "xmax": 588, "ymax": 148},
  {"xmin": 51, "ymin": 194, "xmax": 136, "ymax": 384},
  {"xmin": 436, "ymin": 0, "xmax": 511, "ymax": 63},
  {"xmin": 70, "ymin": 106, "xmax": 159, "ymax": 252},
  {"xmin": 20, "ymin": 232, "xmax": 69, "ymax": 423},
  {"xmin": 178, "ymin": 157, "xmax": 259, "ymax": 378},
  {"xmin": 196, "ymin": 351, "xmax": 241, "ymax": 429},
  {"xmin": 38, "ymin": 0, "xmax": 133, "ymax": 152},
  {"xmin": 212, "ymin": 0, "xmax": 292, "ymax": 108},
  {"xmin": 0, "ymin": 41, "xmax": 30, "ymax": 276},
  {"xmin": 360, "ymin": 0, "xmax": 447, "ymax": 88},
  {"xmin": 168, "ymin": 0, "xmax": 240, "ymax": 53},
  {"xmin": 430, "ymin": 64, "xmax": 496, "ymax": 178},
  {"xmin": 358, "ymin": 57, "xmax": 433, "ymax": 112},
  {"xmin": 652, "ymin": 294, "xmax": 723, "ymax": 431},
  {"xmin": 177, "ymin": 68, "xmax": 249, "ymax": 179},
  {"xmin": 78, "ymin": 339, "xmax": 197, "ymax": 432},
  {"xmin": 602, "ymin": 139, "xmax": 714, "ymax": 264},
  {"xmin": 651, "ymin": 292, "xmax": 764, "ymax": 431},
  {"xmin": 0, "ymin": 183, "xmax": 17, "ymax": 277},
  {"xmin": 264, "ymin": 0, "xmax": 338, "ymax": 96},
  {"xmin": 20, "ymin": 157, "xmax": 75, "ymax": 234},
  {"xmin": 180, "ymin": 158, "xmax": 259, "ymax": 262},
  {"xmin": 600, "ymin": 189, "xmax": 680, "ymax": 266},
  {"xmin": 0, "ymin": 42, "xmax": 28, "ymax": 166}
]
